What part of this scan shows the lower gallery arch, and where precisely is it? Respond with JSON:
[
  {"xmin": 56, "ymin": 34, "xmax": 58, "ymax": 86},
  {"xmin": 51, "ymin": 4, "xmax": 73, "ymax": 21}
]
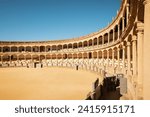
[
  {"xmin": 11, "ymin": 54, "xmax": 17, "ymax": 61},
  {"xmin": 26, "ymin": 54, "xmax": 31, "ymax": 60},
  {"xmin": 40, "ymin": 55, "xmax": 46, "ymax": 61},
  {"xmin": 32, "ymin": 55, "xmax": 39, "ymax": 61},
  {"xmin": 2, "ymin": 54, "xmax": 10, "ymax": 61},
  {"xmin": 18, "ymin": 54, "xmax": 25, "ymax": 60}
]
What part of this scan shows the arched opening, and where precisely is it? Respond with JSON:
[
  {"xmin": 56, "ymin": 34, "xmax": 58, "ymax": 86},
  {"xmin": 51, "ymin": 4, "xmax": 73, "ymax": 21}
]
[
  {"xmin": 52, "ymin": 45, "xmax": 57, "ymax": 51},
  {"xmin": 11, "ymin": 46, "xmax": 17, "ymax": 52},
  {"xmin": 46, "ymin": 54, "xmax": 51, "ymax": 59},
  {"xmin": 73, "ymin": 43, "xmax": 77, "ymax": 49},
  {"xmin": 83, "ymin": 53, "xmax": 88, "ymax": 59},
  {"xmin": 78, "ymin": 53, "xmax": 82, "ymax": 59},
  {"xmin": 89, "ymin": 39, "xmax": 92, "ymax": 46},
  {"xmin": 18, "ymin": 54, "xmax": 25, "ymax": 60},
  {"xmin": 57, "ymin": 54, "xmax": 62, "ymax": 59},
  {"xmin": 68, "ymin": 54, "xmax": 72, "ymax": 59},
  {"xmin": 11, "ymin": 54, "xmax": 17, "ymax": 61},
  {"xmin": 19, "ymin": 46, "xmax": 25, "ymax": 52},
  {"xmin": 93, "ymin": 38, "xmax": 98, "ymax": 46},
  {"xmin": 40, "ymin": 46, "xmax": 45, "ymax": 52},
  {"xmin": 46, "ymin": 46, "xmax": 51, "ymax": 52},
  {"xmin": 83, "ymin": 41, "xmax": 88, "ymax": 47},
  {"xmin": 26, "ymin": 54, "xmax": 31, "ymax": 60},
  {"xmin": 63, "ymin": 44, "xmax": 67, "ymax": 49},
  {"xmin": 32, "ymin": 55, "xmax": 39, "ymax": 61},
  {"xmin": 89, "ymin": 52, "xmax": 92, "ymax": 59},
  {"xmin": 40, "ymin": 55, "xmax": 45, "ymax": 61},
  {"xmin": 32, "ymin": 46, "xmax": 39, "ymax": 52},
  {"xmin": 98, "ymin": 36, "xmax": 103, "ymax": 45},
  {"xmin": 68, "ymin": 44, "xmax": 72, "ymax": 49},
  {"xmin": 2, "ymin": 54, "xmax": 10, "ymax": 61},
  {"xmin": 3, "ymin": 46, "xmax": 10, "ymax": 52},
  {"xmin": 26, "ymin": 46, "xmax": 32, "ymax": 52},
  {"xmin": 52, "ymin": 54, "xmax": 56, "ymax": 59},
  {"xmin": 78, "ymin": 42, "xmax": 82, "ymax": 48},
  {"xmin": 57, "ymin": 45, "xmax": 62, "ymax": 50},
  {"xmin": 93, "ymin": 51, "xmax": 97, "ymax": 59},
  {"xmin": 63, "ymin": 54, "xmax": 68, "ymax": 59},
  {"xmin": 104, "ymin": 33, "xmax": 108, "ymax": 44}
]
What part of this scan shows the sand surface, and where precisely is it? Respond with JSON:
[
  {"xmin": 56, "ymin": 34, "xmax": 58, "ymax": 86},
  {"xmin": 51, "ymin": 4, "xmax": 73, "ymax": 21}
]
[{"xmin": 0, "ymin": 67, "xmax": 101, "ymax": 100}]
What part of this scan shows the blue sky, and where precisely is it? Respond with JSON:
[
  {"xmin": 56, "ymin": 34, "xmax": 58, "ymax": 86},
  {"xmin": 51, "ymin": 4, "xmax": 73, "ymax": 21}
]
[{"xmin": 0, "ymin": 0, "xmax": 121, "ymax": 41}]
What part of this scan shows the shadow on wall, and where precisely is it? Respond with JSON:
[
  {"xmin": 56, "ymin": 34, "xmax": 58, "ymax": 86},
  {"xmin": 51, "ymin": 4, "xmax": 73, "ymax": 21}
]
[{"xmin": 86, "ymin": 76, "xmax": 122, "ymax": 100}]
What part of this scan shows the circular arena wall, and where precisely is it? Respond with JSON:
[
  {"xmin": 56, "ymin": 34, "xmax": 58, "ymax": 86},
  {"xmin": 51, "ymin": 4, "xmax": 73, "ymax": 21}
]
[{"xmin": 0, "ymin": 0, "xmax": 149, "ymax": 100}]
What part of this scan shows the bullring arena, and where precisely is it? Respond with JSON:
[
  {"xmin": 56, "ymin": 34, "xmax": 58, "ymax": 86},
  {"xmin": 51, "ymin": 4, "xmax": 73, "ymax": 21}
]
[{"xmin": 0, "ymin": 0, "xmax": 150, "ymax": 100}]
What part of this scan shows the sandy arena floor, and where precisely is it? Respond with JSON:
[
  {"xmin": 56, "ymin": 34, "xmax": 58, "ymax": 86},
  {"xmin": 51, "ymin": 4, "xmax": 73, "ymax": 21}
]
[{"xmin": 0, "ymin": 67, "xmax": 102, "ymax": 100}]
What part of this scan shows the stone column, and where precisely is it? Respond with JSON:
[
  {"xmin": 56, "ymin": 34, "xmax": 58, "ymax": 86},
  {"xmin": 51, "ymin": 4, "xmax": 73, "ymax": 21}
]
[
  {"xmin": 126, "ymin": 3, "xmax": 129, "ymax": 24},
  {"xmin": 107, "ymin": 50, "xmax": 109, "ymax": 67},
  {"xmin": 122, "ymin": 46, "xmax": 125, "ymax": 73},
  {"xmin": 136, "ymin": 22, "xmax": 144, "ymax": 89},
  {"xmin": 102, "ymin": 51, "xmax": 104, "ymax": 69},
  {"xmin": 122, "ymin": 17, "xmax": 125, "ymax": 31},
  {"xmin": 132, "ymin": 35, "xmax": 137, "ymax": 76},
  {"xmin": 97, "ymin": 37, "xmax": 99, "ymax": 46},
  {"xmin": 127, "ymin": 42, "xmax": 131, "ymax": 75},
  {"xmin": 117, "ymin": 48, "xmax": 120, "ymax": 69},
  {"xmin": 113, "ymin": 29, "xmax": 115, "ymax": 42},
  {"xmin": 143, "ymin": 0, "xmax": 150, "ymax": 99},
  {"xmin": 112, "ymin": 49, "xmax": 115, "ymax": 74}
]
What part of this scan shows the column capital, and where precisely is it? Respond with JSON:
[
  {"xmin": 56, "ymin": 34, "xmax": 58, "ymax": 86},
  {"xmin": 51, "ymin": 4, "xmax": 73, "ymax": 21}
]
[
  {"xmin": 127, "ymin": 42, "xmax": 131, "ymax": 46},
  {"xmin": 136, "ymin": 21, "xmax": 144, "ymax": 33},
  {"xmin": 132, "ymin": 35, "xmax": 137, "ymax": 41},
  {"xmin": 144, "ymin": 0, "xmax": 150, "ymax": 5},
  {"xmin": 126, "ymin": 3, "xmax": 129, "ymax": 7}
]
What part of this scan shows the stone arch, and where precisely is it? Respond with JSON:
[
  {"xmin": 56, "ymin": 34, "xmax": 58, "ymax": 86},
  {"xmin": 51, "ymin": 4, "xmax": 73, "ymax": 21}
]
[
  {"xmin": 63, "ymin": 44, "xmax": 67, "ymax": 49},
  {"xmin": 32, "ymin": 54, "xmax": 39, "ymax": 61},
  {"xmin": 52, "ymin": 54, "xmax": 56, "ymax": 59},
  {"xmin": 83, "ymin": 41, "xmax": 88, "ymax": 47},
  {"xmin": 40, "ymin": 46, "xmax": 45, "ymax": 52},
  {"xmin": 19, "ymin": 46, "xmax": 25, "ymax": 52},
  {"xmin": 26, "ymin": 46, "xmax": 32, "ymax": 52},
  {"xmin": 11, "ymin": 46, "xmax": 17, "ymax": 52},
  {"xmin": 57, "ymin": 54, "xmax": 62, "ymax": 59},
  {"xmin": 10, "ymin": 54, "xmax": 17, "ymax": 61},
  {"xmin": 46, "ymin": 45, "xmax": 51, "ymax": 52},
  {"xmin": 98, "ymin": 36, "xmax": 103, "ymax": 45},
  {"xmin": 73, "ymin": 43, "xmax": 77, "ymax": 49},
  {"xmin": 52, "ymin": 45, "xmax": 57, "ymax": 51},
  {"xmin": 93, "ymin": 38, "xmax": 97, "ymax": 45},
  {"xmin": 40, "ymin": 55, "xmax": 45, "ymax": 61},
  {"xmin": 83, "ymin": 52, "xmax": 88, "ymax": 59},
  {"xmin": 104, "ymin": 33, "xmax": 108, "ymax": 44},
  {"xmin": 46, "ymin": 54, "xmax": 51, "ymax": 59},
  {"xmin": 57, "ymin": 45, "xmax": 62, "ymax": 50},
  {"xmin": 26, "ymin": 54, "xmax": 31, "ymax": 60},
  {"xmin": 89, "ymin": 39, "xmax": 92, "ymax": 46},
  {"xmin": 2, "ymin": 54, "xmax": 10, "ymax": 61},
  {"xmin": 68, "ymin": 43, "xmax": 72, "ymax": 49},
  {"xmin": 73, "ymin": 53, "xmax": 77, "ymax": 59},
  {"xmin": 32, "ymin": 46, "xmax": 39, "ymax": 52},
  {"xmin": 78, "ymin": 53, "xmax": 82, "ymax": 59},
  {"xmin": 93, "ymin": 51, "xmax": 97, "ymax": 59},
  {"xmin": 78, "ymin": 42, "xmax": 83, "ymax": 48},
  {"xmin": 68, "ymin": 54, "xmax": 72, "ymax": 59},
  {"xmin": 18, "ymin": 54, "xmax": 25, "ymax": 60},
  {"xmin": 3, "ymin": 46, "xmax": 10, "ymax": 52}
]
